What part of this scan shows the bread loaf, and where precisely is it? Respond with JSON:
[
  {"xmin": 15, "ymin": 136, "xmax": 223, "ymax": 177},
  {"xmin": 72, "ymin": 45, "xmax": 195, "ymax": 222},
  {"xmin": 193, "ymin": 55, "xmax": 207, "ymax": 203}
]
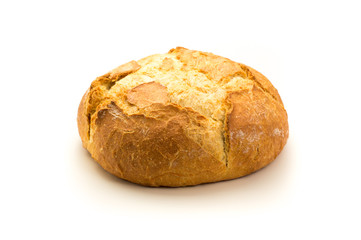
[{"xmin": 77, "ymin": 47, "xmax": 289, "ymax": 187}]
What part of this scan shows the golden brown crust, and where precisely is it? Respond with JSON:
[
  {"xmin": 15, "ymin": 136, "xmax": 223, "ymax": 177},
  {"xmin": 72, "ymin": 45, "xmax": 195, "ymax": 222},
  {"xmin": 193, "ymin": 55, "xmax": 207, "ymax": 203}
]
[
  {"xmin": 77, "ymin": 61, "xmax": 142, "ymax": 148},
  {"xmin": 109, "ymin": 60, "xmax": 141, "ymax": 80},
  {"xmin": 77, "ymin": 47, "xmax": 289, "ymax": 187},
  {"xmin": 126, "ymin": 82, "xmax": 169, "ymax": 108},
  {"xmin": 91, "ymin": 102, "xmax": 226, "ymax": 187},
  {"xmin": 225, "ymin": 85, "xmax": 288, "ymax": 179}
]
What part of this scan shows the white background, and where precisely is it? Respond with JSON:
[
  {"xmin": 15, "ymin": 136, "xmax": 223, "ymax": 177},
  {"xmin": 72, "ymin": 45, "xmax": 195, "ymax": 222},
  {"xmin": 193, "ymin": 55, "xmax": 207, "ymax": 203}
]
[{"xmin": 1, "ymin": 0, "xmax": 360, "ymax": 239}]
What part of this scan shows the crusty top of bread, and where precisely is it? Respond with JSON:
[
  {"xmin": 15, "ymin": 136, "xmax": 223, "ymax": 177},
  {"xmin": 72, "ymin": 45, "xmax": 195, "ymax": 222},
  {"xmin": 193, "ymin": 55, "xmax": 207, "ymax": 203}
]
[{"xmin": 78, "ymin": 47, "xmax": 288, "ymax": 186}]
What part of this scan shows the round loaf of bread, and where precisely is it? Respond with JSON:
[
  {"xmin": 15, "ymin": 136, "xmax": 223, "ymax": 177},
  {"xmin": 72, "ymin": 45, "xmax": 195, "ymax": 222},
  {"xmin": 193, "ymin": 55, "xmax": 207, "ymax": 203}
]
[{"xmin": 77, "ymin": 47, "xmax": 289, "ymax": 187}]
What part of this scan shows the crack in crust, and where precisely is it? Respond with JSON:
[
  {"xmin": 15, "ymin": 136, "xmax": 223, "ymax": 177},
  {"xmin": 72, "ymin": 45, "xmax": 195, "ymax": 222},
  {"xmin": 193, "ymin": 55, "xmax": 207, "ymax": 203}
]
[
  {"xmin": 167, "ymin": 47, "xmax": 286, "ymax": 170},
  {"xmin": 77, "ymin": 61, "xmax": 141, "ymax": 147},
  {"xmin": 239, "ymin": 64, "xmax": 284, "ymax": 105}
]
